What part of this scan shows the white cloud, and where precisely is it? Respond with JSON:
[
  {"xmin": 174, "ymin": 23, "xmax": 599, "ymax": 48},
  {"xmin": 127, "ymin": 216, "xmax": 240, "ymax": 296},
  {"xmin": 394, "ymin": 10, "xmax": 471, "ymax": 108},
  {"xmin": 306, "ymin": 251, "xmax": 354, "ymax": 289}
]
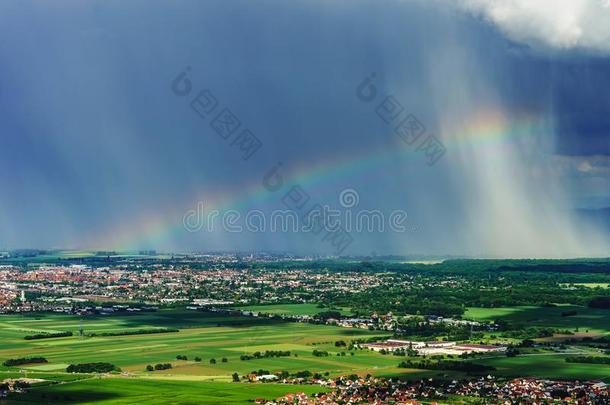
[
  {"xmin": 457, "ymin": 0, "xmax": 610, "ymax": 53},
  {"xmin": 552, "ymin": 155, "xmax": 610, "ymax": 174}
]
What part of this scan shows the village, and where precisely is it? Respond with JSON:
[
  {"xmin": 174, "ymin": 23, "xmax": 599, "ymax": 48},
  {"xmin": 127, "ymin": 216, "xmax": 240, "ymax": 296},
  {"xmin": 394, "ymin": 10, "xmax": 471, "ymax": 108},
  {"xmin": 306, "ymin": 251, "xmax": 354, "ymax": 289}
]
[{"xmin": 262, "ymin": 375, "xmax": 609, "ymax": 404}]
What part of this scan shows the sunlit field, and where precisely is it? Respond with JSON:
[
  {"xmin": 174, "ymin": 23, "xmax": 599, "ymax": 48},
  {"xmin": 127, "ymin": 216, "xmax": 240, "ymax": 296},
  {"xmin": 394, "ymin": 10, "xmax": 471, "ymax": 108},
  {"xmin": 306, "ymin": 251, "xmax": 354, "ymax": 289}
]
[
  {"xmin": 0, "ymin": 310, "xmax": 395, "ymax": 380},
  {"xmin": 4, "ymin": 379, "xmax": 328, "ymax": 405},
  {"xmin": 477, "ymin": 354, "xmax": 610, "ymax": 381},
  {"xmin": 464, "ymin": 305, "xmax": 610, "ymax": 334}
]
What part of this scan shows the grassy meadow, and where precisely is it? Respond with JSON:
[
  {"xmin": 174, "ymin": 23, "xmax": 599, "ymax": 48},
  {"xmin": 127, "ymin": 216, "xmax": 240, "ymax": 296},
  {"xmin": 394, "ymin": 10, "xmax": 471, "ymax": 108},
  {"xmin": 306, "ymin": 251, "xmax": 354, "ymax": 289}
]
[
  {"xmin": 1, "ymin": 306, "xmax": 609, "ymax": 403},
  {"xmin": 464, "ymin": 305, "xmax": 610, "ymax": 334},
  {"xmin": 0, "ymin": 308, "xmax": 396, "ymax": 403},
  {"xmin": 477, "ymin": 353, "xmax": 610, "ymax": 381},
  {"xmin": 4, "ymin": 378, "xmax": 328, "ymax": 404},
  {"xmin": 0, "ymin": 309, "xmax": 396, "ymax": 378}
]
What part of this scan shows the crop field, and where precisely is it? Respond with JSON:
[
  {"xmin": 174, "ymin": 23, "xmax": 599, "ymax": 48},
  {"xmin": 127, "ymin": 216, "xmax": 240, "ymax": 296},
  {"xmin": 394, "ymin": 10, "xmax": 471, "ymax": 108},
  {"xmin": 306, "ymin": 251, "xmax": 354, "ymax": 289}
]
[
  {"xmin": 4, "ymin": 378, "xmax": 329, "ymax": 404},
  {"xmin": 1, "ymin": 308, "xmax": 609, "ymax": 403},
  {"xmin": 0, "ymin": 310, "xmax": 396, "ymax": 377},
  {"xmin": 0, "ymin": 309, "xmax": 401, "ymax": 403},
  {"xmin": 477, "ymin": 354, "xmax": 610, "ymax": 381},
  {"xmin": 464, "ymin": 305, "xmax": 610, "ymax": 334}
]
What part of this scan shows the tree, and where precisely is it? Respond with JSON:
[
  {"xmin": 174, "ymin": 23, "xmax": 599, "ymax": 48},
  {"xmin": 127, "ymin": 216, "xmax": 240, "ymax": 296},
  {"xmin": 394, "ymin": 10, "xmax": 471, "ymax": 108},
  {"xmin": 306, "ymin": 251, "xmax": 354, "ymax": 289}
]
[
  {"xmin": 232, "ymin": 372, "xmax": 240, "ymax": 382},
  {"xmin": 146, "ymin": 365, "xmax": 154, "ymax": 371},
  {"xmin": 194, "ymin": 357, "xmax": 202, "ymax": 362},
  {"xmin": 294, "ymin": 370, "xmax": 312, "ymax": 378},
  {"xmin": 209, "ymin": 358, "xmax": 216, "ymax": 364},
  {"xmin": 312, "ymin": 349, "xmax": 329, "ymax": 357},
  {"xmin": 66, "ymin": 363, "xmax": 118, "ymax": 373},
  {"xmin": 154, "ymin": 363, "xmax": 172, "ymax": 370},
  {"xmin": 315, "ymin": 310, "xmax": 341, "ymax": 321},
  {"xmin": 221, "ymin": 357, "xmax": 228, "ymax": 363}
]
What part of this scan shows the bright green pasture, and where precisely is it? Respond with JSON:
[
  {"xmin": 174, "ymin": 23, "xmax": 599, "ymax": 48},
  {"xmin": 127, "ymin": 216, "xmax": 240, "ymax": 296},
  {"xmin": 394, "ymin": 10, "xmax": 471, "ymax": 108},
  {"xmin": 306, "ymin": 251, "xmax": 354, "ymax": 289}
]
[
  {"xmin": 476, "ymin": 354, "xmax": 610, "ymax": 382},
  {"xmin": 464, "ymin": 305, "xmax": 610, "ymax": 333},
  {"xmin": 0, "ymin": 310, "xmax": 392, "ymax": 379},
  {"xmin": 463, "ymin": 306, "xmax": 538, "ymax": 320},
  {"xmin": 234, "ymin": 303, "xmax": 352, "ymax": 316},
  {"xmin": 5, "ymin": 377, "xmax": 327, "ymax": 404},
  {"xmin": 0, "ymin": 371, "xmax": 88, "ymax": 382},
  {"xmin": 0, "ymin": 310, "xmax": 394, "ymax": 403}
]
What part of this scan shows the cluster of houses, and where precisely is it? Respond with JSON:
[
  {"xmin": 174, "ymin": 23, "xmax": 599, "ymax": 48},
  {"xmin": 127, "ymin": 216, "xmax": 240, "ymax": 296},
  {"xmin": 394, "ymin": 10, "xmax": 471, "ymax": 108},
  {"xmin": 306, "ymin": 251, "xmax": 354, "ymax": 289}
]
[
  {"xmin": 256, "ymin": 376, "xmax": 609, "ymax": 404},
  {"xmin": 0, "ymin": 263, "xmax": 384, "ymax": 310}
]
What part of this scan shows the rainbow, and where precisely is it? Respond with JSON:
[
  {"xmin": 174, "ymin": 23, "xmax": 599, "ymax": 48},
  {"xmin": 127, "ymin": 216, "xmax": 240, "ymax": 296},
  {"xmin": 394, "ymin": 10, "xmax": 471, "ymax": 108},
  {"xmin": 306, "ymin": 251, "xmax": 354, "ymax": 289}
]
[
  {"xmin": 88, "ymin": 111, "xmax": 547, "ymax": 250},
  {"xmin": 446, "ymin": 110, "xmax": 546, "ymax": 149}
]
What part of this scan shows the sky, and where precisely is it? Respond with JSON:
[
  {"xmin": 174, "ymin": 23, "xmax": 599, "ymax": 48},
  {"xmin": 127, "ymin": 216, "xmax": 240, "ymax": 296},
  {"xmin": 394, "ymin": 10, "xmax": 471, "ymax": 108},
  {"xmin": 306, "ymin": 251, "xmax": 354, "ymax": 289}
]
[{"xmin": 0, "ymin": 0, "xmax": 609, "ymax": 257}]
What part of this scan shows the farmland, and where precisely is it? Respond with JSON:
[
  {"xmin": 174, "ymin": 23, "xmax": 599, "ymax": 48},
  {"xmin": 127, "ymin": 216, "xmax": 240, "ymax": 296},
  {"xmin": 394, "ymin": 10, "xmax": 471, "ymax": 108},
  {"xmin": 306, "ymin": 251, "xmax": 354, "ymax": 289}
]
[
  {"xmin": 477, "ymin": 354, "xmax": 610, "ymax": 381},
  {"xmin": 4, "ymin": 378, "xmax": 328, "ymax": 405},
  {"xmin": 1, "ymin": 307, "xmax": 609, "ymax": 404},
  {"xmin": 0, "ymin": 309, "xmax": 399, "ymax": 403},
  {"xmin": 0, "ymin": 310, "xmax": 394, "ymax": 378},
  {"xmin": 464, "ymin": 305, "xmax": 610, "ymax": 333}
]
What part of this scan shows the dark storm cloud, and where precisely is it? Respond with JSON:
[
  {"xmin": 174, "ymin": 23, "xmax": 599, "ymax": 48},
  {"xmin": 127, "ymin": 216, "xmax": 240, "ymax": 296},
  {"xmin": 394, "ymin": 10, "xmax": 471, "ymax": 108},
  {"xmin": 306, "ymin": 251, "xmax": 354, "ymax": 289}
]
[
  {"xmin": 0, "ymin": 0, "xmax": 608, "ymax": 255},
  {"xmin": 551, "ymin": 58, "xmax": 610, "ymax": 156}
]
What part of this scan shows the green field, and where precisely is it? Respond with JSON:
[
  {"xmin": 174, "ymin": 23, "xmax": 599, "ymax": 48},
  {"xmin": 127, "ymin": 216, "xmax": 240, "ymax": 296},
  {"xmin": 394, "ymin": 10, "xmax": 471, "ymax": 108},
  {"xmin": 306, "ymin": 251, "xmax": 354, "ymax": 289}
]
[
  {"xmin": 4, "ymin": 378, "xmax": 328, "ymax": 404},
  {"xmin": 2, "ymin": 308, "xmax": 609, "ymax": 403},
  {"xmin": 462, "ymin": 304, "xmax": 610, "ymax": 381},
  {"xmin": 464, "ymin": 305, "xmax": 610, "ymax": 334},
  {"xmin": 477, "ymin": 354, "xmax": 610, "ymax": 381},
  {"xmin": 0, "ymin": 310, "xmax": 398, "ymax": 403},
  {"xmin": 0, "ymin": 310, "xmax": 395, "ymax": 377}
]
